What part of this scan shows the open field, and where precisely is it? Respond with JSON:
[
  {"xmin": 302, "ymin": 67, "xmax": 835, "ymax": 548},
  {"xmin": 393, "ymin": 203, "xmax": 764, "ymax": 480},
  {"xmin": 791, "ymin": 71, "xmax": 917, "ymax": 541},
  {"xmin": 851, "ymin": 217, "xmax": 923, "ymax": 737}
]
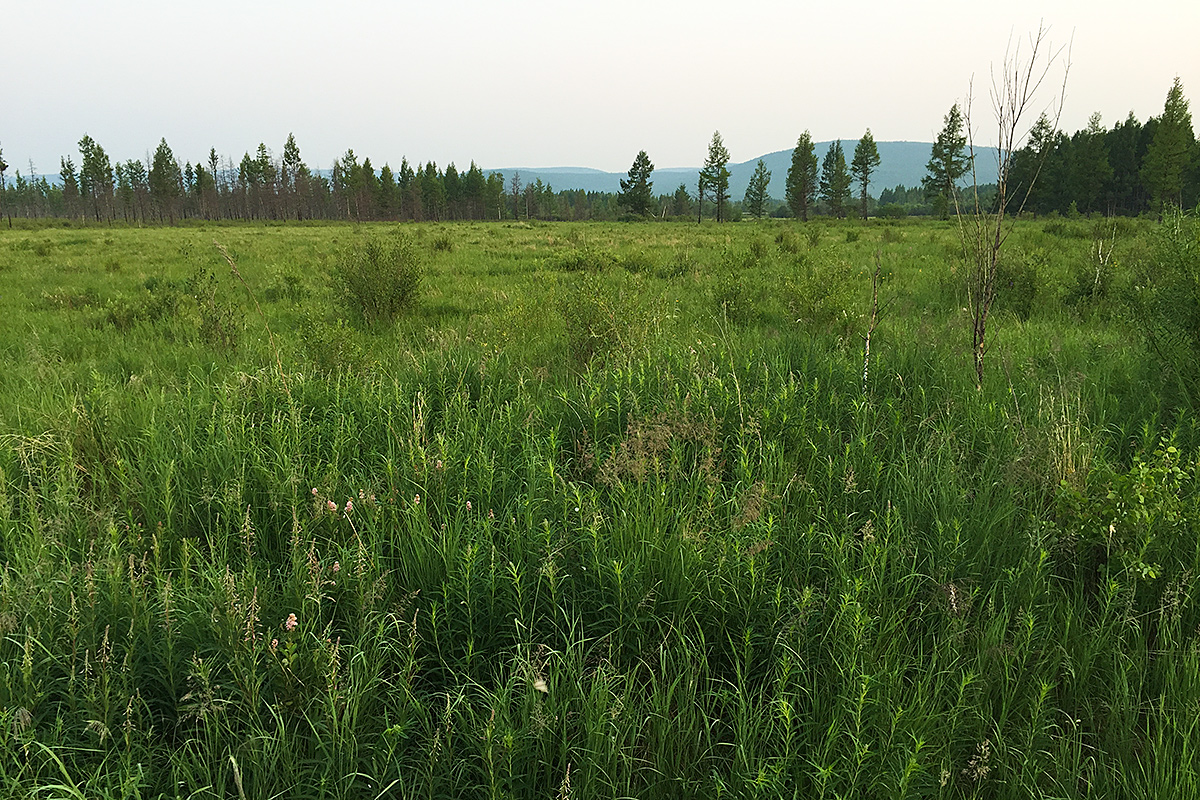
[{"xmin": 1, "ymin": 216, "xmax": 1198, "ymax": 798}]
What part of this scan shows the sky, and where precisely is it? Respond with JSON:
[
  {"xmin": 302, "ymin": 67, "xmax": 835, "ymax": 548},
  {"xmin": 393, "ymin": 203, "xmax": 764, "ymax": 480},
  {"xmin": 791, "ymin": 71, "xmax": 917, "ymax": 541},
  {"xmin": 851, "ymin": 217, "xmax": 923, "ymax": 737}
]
[{"xmin": 3, "ymin": 0, "xmax": 1198, "ymax": 177}]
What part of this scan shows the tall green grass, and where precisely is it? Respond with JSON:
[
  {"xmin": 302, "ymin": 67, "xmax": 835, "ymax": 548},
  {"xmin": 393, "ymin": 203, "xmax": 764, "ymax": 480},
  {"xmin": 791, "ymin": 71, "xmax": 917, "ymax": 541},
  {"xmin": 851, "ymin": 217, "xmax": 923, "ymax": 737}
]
[{"xmin": 0, "ymin": 217, "xmax": 1197, "ymax": 797}]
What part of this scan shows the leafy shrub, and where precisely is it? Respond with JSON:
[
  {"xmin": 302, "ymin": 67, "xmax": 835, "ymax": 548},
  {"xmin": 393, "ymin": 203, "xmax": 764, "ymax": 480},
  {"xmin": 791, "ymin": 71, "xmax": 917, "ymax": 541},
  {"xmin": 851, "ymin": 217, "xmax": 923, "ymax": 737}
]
[
  {"xmin": 558, "ymin": 272, "xmax": 651, "ymax": 367},
  {"xmin": 994, "ymin": 248, "xmax": 1045, "ymax": 321},
  {"xmin": 880, "ymin": 226, "xmax": 905, "ymax": 244},
  {"xmin": 102, "ymin": 277, "xmax": 186, "ymax": 332},
  {"xmin": 1128, "ymin": 209, "xmax": 1200, "ymax": 404},
  {"xmin": 712, "ymin": 247, "xmax": 770, "ymax": 324},
  {"xmin": 333, "ymin": 236, "xmax": 423, "ymax": 325},
  {"xmin": 747, "ymin": 237, "xmax": 771, "ymax": 262},
  {"xmin": 1056, "ymin": 440, "xmax": 1197, "ymax": 612},
  {"xmin": 845, "ymin": 229, "xmax": 861, "ymax": 243},
  {"xmin": 657, "ymin": 248, "xmax": 698, "ymax": 279},
  {"xmin": 299, "ymin": 312, "xmax": 371, "ymax": 373},
  {"xmin": 187, "ymin": 267, "xmax": 242, "ymax": 351},
  {"xmin": 775, "ymin": 229, "xmax": 802, "ymax": 254},
  {"xmin": 782, "ymin": 254, "xmax": 861, "ymax": 339},
  {"xmin": 621, "ymin": 249, "xmax": 658, "ymax": 274},
  {"xmin": 549, "ymin": 245, "xmax": 619, "ymax": 273},
  {"xmin": 263, "ymin": 264, "xmax": 311, "ymax": 303},
  {"xmin": 804, "ymin": 226, "xmax": 822, "ymax": 247}
]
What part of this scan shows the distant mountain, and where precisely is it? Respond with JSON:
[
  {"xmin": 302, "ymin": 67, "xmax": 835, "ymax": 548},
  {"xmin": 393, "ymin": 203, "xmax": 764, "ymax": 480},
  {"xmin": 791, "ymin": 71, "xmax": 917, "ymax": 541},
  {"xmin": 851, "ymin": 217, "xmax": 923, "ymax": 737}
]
[{"xmin": 488, "ymin": 141, "xmax": 1000, "ymax": 200}]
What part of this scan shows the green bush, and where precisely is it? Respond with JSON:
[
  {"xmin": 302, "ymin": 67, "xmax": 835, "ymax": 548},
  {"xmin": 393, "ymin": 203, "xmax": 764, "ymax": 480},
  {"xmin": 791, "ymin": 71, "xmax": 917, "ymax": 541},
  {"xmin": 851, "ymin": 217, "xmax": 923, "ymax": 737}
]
[
  {"xmin": 558, "ymin": 272, "xmax": 651, "ymax": 366},
  {"xmin": 548, "ymin": 245, "xmax": 619, "ymax": 273},
  {"xmin": 333, "ymin": 236, "xmax": 423, "ymax": 325}
]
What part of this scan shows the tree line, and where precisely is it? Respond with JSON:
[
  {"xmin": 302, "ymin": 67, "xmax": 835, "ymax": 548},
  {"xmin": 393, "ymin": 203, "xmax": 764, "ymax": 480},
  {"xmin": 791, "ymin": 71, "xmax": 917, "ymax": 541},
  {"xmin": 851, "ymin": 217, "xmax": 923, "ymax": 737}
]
[
  {"xmin": 0, "ymin": 135, "xmax": 642, "ymax": 225},
  {"xmin": 1, "ymin": 78, "xmax": 1194, "ymax": 225}
]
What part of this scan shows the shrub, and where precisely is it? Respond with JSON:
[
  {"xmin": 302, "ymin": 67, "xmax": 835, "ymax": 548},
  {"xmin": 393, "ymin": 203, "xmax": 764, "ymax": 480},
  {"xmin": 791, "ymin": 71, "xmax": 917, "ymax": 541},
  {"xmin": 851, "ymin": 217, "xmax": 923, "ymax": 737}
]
[
  {"xmin": 782, "ymin": 254, "xmax": 861, "ymax": 339},
  {"xmin": 333, "ymin": 236, "xmax": 423, "ymax": 325},
  {"xmin": 549, "ymin": 245, "xmax": 619, "ymax": 273},
  {"xmin": 558, "ymin": 272, "xmax": 651, "ymax": 367},
  {"xmin": 775, "ymin": 229, "xmax": 802, "ymax": 254},
  {"xmin": 994, "ymin": 248, "xmax": 1045, "ymax": 321},
  {"xmin": 299, "ymin": 311, "xmax": 371, "ymax": 373},
  {"xmin": 1128, "ymin": 209, "xmax": 1200, "ymax": 404},
  {"xmin": 188, "ymin": 267, "xmax": 242, "ymax": 352}
]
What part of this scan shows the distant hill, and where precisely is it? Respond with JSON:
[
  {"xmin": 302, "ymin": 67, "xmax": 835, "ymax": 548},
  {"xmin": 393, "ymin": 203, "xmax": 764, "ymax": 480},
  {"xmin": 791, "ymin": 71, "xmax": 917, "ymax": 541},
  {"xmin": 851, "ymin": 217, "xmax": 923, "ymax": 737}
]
[{"xmin": 488, "ymin": 141, "xmax": 1000, "ymax": 201}]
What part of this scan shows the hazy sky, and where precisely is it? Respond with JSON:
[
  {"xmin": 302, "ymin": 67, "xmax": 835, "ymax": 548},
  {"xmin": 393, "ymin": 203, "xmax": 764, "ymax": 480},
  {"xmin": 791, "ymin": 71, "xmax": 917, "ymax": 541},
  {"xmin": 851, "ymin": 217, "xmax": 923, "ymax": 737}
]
[{"xmin": 3, "ymin": 0, "xmax": 1197, "ymax": 176}]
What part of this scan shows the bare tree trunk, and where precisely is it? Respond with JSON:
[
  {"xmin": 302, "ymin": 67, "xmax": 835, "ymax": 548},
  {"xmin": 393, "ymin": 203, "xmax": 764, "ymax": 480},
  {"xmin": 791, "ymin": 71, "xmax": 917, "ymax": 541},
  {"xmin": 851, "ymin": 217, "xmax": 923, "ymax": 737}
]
[{"xmin": 959, "ymin": 24, "xmax": 1069, "ymax": 389}]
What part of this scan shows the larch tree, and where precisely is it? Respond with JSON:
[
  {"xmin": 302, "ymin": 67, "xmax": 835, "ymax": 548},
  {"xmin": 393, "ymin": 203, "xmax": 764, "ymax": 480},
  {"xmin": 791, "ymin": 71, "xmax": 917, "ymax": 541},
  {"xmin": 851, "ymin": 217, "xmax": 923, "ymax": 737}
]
[
  {"xmin": 149, "ymin": 138, "xmax": 183, "ymax": 223},
  {"xmin": 1141, "ymin": 77, "xmax": 1194, "ymax": 215},
  {"xmin": 617, "ymin": 150, "xmax": 655, "ymax": 216},
  {"xmin": 743, "ymin": 159, "xmax": 772, "ymax": 219},
  {"xmin": 78, "ymin": 134, "xmax": 114, "ymax": 222},
  {"xmin": 819, "ymin": 140, "xmax": 851, "ymax": 218},
  {"xmin": 700, "ymin": 131, "xmax": 732, "ymax": 222},
  {"xmin": 921, "ymin": 104, "xmax": 969, "ymax": 219},
  {"xmin": 785, "ymin": 132, "xmax": 818, "ymax": 221},
  {"xmin": 851, "ymin": 129, "xmax": 881, "ymax": 219}
]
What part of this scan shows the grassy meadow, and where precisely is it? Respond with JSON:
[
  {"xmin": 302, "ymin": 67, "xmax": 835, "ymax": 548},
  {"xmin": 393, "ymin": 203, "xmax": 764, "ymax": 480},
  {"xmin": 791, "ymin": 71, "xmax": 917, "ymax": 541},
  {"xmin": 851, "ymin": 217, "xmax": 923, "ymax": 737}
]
[{"xmin": 1, "ymin": 214, "xmax": 1198, "ymax": 798}]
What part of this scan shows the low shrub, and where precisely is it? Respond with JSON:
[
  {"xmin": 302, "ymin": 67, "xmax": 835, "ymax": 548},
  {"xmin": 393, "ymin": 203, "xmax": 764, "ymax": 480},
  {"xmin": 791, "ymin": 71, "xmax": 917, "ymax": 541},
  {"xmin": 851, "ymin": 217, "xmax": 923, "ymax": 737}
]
[{"xmin": 333, "ymin": 236, "xmax": 423, "ymax": 325}]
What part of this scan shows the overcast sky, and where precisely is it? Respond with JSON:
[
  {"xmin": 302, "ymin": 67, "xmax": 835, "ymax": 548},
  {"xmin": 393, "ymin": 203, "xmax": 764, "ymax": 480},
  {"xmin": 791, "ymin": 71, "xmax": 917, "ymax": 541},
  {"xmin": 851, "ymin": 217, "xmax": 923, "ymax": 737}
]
[{"xmin": 3, "ymin": 0, "xmax": 1197, "ymax": 177}]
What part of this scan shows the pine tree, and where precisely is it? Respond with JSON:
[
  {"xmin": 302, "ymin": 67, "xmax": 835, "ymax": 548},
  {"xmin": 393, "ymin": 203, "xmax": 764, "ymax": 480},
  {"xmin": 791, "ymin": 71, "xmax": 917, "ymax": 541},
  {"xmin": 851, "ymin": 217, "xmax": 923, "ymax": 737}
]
[
  {"xmin": 785, "ymin": 132, "xmax": 818, "ymax": 221},
  {"xmin": 1142, "ymin": 77, "xmax": 1194, "ymax": 215},
  {"xmin": 700, "ymin": 131, "xmax": 732, "ymax": 222},
  {"xmin": 851, "ymin": 129, "xmax": 881, "ymax": 219},
  {"xmin": 921, "ymin": 104, "xmax": 969, "ymax": 219},
  {"xmin": 618, "ymin": 150, "xmax": 655, "ymax": 216},
  {"xmin": 819, "ymin": 140, "xmax": 851, "ymax": 218},
  {"xmin": 743, "ymin": 159, "xmax": 772, "ymax": 218}
]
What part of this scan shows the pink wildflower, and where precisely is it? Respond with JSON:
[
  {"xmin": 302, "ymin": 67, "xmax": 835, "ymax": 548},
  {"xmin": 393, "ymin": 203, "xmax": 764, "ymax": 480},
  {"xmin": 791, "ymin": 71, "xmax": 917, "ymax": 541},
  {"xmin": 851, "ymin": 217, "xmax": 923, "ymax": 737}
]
[
  {"xmin": 345, "ymin": 499, "xmax": 354, "ymax": 514},
  {"xmin": 327, "ymin": 500, "xmax": 337, "ymax": 512},
  {"xmin": 331, "ymin": 561, "xmax": 341, "ymax": 573},
  {"xmin": 284, "ymin": 613, "xmax": 298, "ymax": 632}
]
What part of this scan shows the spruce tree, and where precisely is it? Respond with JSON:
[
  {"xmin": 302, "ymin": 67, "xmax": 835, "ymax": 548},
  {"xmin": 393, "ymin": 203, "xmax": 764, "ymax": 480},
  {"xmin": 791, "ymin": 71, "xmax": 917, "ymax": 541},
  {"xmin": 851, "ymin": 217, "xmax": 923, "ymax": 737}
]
[
  {"xmin": 921, "ymin": 104, "xmax": 969, "ymax": 219},
  {"xmin": 743, "ymin": 159, "xmax": 772, "ymax": 218},
  {"xmin": 785, "ymin": 132, "xmax": 818, "ymax": 221},
  {"xmin": 819, "ymin": 140, "xmax": 851, "ymax": 218},
  {"xmin": 700, "ymin": 131, "xmax": 732, "ymax": 222},
  {"xmin": 618, "ymin": 150, "xmax": 655, "ymax": 216},
  {"xmin": 851, "ymin": 129, "xmax": 881, "ymax": 219}
]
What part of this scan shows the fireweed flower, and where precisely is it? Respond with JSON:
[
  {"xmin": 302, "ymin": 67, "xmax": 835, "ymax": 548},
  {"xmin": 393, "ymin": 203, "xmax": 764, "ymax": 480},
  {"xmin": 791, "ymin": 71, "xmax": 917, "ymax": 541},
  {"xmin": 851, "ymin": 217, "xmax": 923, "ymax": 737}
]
[{"xmin": 284, "ymin": 613, "xmax": 298, "ymax": 632}]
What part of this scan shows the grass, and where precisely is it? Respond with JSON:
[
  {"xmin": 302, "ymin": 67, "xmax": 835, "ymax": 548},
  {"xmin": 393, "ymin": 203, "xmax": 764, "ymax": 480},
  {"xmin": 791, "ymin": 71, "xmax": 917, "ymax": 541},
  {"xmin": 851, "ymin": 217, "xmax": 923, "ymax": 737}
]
[{"xmin": 0, "ymin": 215, "xmax": 1197, "ymax": 798}]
